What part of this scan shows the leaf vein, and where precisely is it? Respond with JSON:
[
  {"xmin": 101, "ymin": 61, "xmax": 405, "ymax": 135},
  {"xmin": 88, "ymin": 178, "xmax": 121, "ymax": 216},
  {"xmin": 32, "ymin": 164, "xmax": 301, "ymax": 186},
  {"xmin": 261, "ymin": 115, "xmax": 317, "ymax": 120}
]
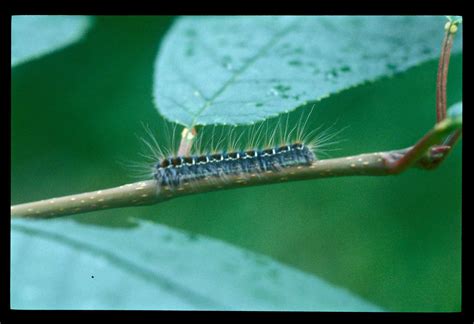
[{"xmin": 190, "ymin": 21, "xmax": 299, "ymax": 126}]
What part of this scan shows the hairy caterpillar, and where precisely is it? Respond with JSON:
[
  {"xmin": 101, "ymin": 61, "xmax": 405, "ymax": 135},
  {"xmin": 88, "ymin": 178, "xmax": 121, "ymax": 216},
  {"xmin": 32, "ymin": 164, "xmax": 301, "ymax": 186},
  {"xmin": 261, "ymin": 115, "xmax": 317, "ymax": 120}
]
[
  {"xmin": 155, "ymin": 143, "xmax": 316, "ymax": 187},
  {"xmin": 132, "ymin": 107, "xmax": 344, "ymax": 190}
]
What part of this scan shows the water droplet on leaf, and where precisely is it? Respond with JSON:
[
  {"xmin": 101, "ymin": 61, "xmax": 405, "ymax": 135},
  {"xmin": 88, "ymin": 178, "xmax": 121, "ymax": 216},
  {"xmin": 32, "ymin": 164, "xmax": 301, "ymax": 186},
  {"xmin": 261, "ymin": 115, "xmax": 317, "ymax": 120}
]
[
  {"xmin": 325, "ymin": 69, "xmax": 339, "ymax": 80},
  {"xmin": 340, "ymin": 65, "xmax": 351, "ymax": 73},
  {"xmin": 221, "ymin": 55, "xmax": 233, "ymax": 70},
  {"xmin": 288, "ymin": 60, "xmax": 303, "ymax": 67},
  {"xmin": 386, "ymin": 63, "xmax": 398, "ymax": 72},
  {"xmin": 269, "ymin": 88, "xmax": 280, "ymax": 96},
  {"xmin": 274, "ymin": 84, "xmax": 291, "ymax": 93},
  {"xmin": 421, "ymin": 47, "xmax": 432, "ymax": 55}
]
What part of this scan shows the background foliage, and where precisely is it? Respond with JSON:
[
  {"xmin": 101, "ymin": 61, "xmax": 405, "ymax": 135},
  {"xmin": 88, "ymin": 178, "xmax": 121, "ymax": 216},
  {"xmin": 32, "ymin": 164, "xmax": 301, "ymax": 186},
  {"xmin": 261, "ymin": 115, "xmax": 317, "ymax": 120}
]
[{"xmin": 11, "ymin": 16, "xmax": 462, "ymax": 311}]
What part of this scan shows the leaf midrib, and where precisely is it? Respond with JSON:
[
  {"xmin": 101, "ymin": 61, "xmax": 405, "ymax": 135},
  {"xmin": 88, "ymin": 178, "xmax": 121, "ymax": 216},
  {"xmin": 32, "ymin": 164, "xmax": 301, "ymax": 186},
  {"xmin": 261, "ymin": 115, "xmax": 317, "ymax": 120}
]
[
  {"xmin": 190, "ymin": 20, "xmax": 299, "ymax": 127},
  {"xmin": 12, "ymin": 223, "xmax": 225, "ymax": 308}
]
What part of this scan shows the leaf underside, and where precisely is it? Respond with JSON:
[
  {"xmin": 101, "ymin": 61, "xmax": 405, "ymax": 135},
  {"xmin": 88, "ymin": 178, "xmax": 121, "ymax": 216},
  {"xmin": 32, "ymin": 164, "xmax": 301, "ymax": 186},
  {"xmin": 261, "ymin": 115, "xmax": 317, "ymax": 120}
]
[
  {"xmin": 11, "ymin": 219, "xmax": 383, "ymax": 311},
  {"xmin": 11, "ymin": 15, "xmax": 92, "ymax": 67},
  {"xmin": 153, "ymin": 16, "xmax": 462, "ymax": 127},
  {"xmin": 447, "ymin": 101, "xmax": 462, "ymax": 120}
]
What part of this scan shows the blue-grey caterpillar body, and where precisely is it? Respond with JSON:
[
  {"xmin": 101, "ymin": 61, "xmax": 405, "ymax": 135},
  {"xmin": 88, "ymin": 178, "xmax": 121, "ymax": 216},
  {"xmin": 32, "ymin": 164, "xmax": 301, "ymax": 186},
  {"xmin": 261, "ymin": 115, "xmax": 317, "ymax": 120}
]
[
  {"xmin": 154, "ymin": 143, "xmax": 316, "ymax": 187},
  {"xmin": 133, "ymin": 106, "xmax": 343, "ymax": 189}
]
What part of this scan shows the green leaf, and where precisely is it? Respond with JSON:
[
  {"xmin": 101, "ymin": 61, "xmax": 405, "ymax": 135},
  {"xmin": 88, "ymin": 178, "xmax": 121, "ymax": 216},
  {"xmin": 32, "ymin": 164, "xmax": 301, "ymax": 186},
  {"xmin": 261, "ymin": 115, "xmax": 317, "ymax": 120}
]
[
  {"xmin": 11, "ymin": 15, "xmax": 92, "ymax": 67},
  {"xmin": 11, "ymin": 219, "xmax": 383, "ymax": 311},
  {"xmin": 153, "ymin": 16, "xmax": 463, "ymax": 127}
]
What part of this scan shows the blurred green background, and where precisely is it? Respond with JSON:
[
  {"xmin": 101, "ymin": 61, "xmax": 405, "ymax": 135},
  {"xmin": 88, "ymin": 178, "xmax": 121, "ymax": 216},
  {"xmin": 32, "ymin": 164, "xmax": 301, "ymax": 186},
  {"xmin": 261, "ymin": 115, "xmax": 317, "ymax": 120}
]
[{"xmin": 11, "ymin": 16, "xmax": 462, "ymax": 311}]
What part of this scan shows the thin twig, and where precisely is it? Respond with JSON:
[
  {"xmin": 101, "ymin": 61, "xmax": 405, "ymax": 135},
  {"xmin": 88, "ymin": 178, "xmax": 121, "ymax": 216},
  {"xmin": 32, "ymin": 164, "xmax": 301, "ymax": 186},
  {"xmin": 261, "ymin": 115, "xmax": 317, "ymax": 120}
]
[
  {"xmin": 10, "ymin": 116, "xmax": 462, "ymax": 220},
  {"xmin": 382, "ymin": 117, "xmax": 461, "ymax": 173},
  {"xmin": 436, "ymin": 20, "xmax": 460, "ymax": 122},
  {"xmin": 177, "ymin": 127, "xmax": 196, "ymax": 156}
]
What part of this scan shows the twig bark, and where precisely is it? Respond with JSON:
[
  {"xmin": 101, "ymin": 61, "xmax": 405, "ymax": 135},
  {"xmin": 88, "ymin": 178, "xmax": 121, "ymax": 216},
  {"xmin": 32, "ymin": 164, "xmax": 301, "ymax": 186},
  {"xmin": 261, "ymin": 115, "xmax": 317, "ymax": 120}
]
[{"xmin": 10, "ymin": 116, "xmax": 462, "ymax": 220}]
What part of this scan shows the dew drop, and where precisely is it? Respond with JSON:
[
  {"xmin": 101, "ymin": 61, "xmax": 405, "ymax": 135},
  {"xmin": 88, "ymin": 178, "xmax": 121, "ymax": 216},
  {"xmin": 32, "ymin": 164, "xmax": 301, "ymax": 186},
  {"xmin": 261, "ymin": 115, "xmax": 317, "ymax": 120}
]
[
  {"xmin": 325, "ymin": 69, "xmax": 339, "ymax": 80},
  {"xmin": 340, "ymin": 65, "xmax": 351, "ymax": 73},
  {"xmin": 288, "ymin": 60, "xmax": 303, "ymax": 67},
  {"xmin": 269, "ymin": 88, "xmax": 280, "ymax": 96},
  {"xmin": 221, "ymin": 55, "xmax": 233, "ymax": 71},
  {"xmin": 421, "ymin": 46, "xmax": 432, "ymax": 55},
  {"xmin": 386, "ymin": 63, "xmax": 398, "ymax": 72},
  {"xmin": 274, "ymin": 84, "xmax": 291, "ymax": 93}
]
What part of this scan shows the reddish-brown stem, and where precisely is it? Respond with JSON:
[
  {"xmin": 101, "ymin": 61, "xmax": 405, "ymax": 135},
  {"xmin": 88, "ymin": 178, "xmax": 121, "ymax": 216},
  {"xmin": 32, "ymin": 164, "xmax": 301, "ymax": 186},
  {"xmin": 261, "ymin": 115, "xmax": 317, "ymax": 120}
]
[
  {"xmin": 441, "ymin": 35, "xmax": 454, "ymax": 119},
  {"xmin": 428, "ymin": 128, "xmax": 463, "ymax": 168},
  {"xmin": 436, "ymin": 32, "xmax": 448, "ymax": 122},
  {"xmin": 394, "ymin": 18, "xmax": 463, "ymax": 173},
  {"xmin": 436, "ymin": 23, "xmax": 458, "ymax": 122},
  {"xmin": 383, "ymin": 118, "xmax": 460, "ymax": 174}
]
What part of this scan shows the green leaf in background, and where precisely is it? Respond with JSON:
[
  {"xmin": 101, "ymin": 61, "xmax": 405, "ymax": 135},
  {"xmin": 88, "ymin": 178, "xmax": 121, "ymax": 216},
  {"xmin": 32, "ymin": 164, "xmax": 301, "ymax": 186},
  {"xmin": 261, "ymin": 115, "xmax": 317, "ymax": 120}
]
[
  {"xmin": 447, "ymin": 101, "xmax": 462, "ymax": 120},
  {"xmin": 153, "ymin": 16, "xmax": 462, "ymax": 127},
  {"xmin": 11, "ymin": 15, "xmax": 92, "ymax": 67},
  {"xmin": 11, "ymin": 219, "xmax": 383, "ymax": 311}
]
